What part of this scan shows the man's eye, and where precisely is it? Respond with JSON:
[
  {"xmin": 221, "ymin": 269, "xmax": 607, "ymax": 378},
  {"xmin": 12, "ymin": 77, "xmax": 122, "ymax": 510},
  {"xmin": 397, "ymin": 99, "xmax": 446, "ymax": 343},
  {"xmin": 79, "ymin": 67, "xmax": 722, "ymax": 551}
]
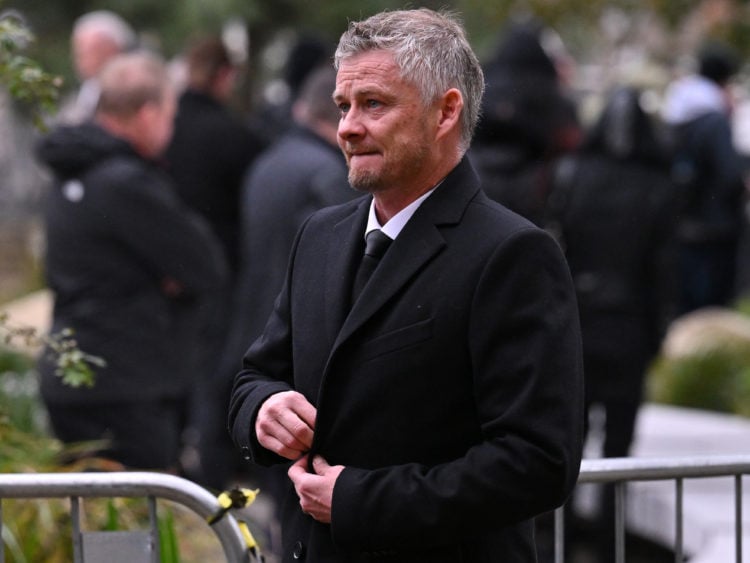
[
  {"xmin": 338, "ymin": 103, "xmax": 350, "ymax": 114},
  {"xmin": 366, "ymin": 99, "xmax": 381, "ymax": 108}
]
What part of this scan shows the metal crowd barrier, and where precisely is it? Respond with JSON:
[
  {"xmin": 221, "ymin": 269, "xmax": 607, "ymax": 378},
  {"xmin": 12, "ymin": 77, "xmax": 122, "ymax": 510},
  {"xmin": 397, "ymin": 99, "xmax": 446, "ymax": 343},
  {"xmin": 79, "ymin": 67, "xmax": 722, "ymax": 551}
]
[
  {"xmin": 0, "ymin": 471, "xmax": 252, "ymax": 562},
  {"xmin": 2, "ymin": 456, "xmax": 750, "ymax": 562},
  {"xmin": 554, "ymin": 454, "xmax": 750, "ymax": 563}
]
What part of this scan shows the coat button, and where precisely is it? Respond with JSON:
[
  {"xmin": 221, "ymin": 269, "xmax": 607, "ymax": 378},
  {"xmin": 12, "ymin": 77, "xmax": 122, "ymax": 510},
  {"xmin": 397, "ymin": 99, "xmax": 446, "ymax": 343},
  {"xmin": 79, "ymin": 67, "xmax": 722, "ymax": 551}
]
[
  {"xmin": 293, "ymin": 540, "xmax": 306, "ymax": 560},
  {"xmin": 240, "ymin": 446, "xmax": 251, "ymax": 461}
]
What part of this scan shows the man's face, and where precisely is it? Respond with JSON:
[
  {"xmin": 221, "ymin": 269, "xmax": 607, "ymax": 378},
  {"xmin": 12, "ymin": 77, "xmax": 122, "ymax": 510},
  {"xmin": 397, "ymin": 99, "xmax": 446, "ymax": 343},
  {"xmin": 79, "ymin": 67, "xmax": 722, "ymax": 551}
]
[
  {"xmin": 334, "ymin": 50, "xmax": 434, "ymax": 194},
  {"xmin": 73, "ymin": 30, "xmax": 121, "ymax": 81}
]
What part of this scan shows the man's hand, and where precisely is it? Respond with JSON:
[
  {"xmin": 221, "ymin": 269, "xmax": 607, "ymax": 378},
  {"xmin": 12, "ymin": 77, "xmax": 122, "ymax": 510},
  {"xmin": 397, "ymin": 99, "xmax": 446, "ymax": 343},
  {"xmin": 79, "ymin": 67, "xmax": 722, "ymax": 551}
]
[
  {"xmin": 288, "ymin": 455, "xmax": 345, "ymax": 524},
  {"xmin": 255, "ymin": 390, "xmax": 316, "ymax": 460}
]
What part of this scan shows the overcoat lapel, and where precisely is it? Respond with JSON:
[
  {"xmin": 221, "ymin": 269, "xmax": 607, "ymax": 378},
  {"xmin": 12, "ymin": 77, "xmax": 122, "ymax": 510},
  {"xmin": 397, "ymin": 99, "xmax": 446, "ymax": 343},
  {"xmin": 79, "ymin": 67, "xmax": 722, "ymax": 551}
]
[
  {"xmin": 330, "ymin": 158, "xmax": 481, "ymax": 352},
  {"xmin": 323, "ymin": 197, "xmax": 370, "ymax": 344}
]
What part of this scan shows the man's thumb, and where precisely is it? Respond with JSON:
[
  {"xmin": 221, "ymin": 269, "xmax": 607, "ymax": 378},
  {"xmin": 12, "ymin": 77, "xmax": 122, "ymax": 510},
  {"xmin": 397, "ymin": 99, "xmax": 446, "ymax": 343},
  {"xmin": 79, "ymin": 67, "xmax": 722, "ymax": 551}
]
[{"xmin": 312, "ymin": 455, "xmax": 330, "ymax": 474}]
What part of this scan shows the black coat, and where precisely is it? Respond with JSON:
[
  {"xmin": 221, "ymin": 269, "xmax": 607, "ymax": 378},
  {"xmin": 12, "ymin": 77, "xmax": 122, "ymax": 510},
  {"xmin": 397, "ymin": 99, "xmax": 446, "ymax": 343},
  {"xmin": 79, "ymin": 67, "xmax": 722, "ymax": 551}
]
[
  {"xmin": 671, "ymin": 111, "xmax": 746, "ymax": 243},
  {"xmin": 550, "ymin": 153, "xmax": 677, "ymax": 401},
  {"xmin": 166, "ymin": 89, "xmax": 266, "ymax": 274},
  {"xmin": 229, "ymin": 158, "xmax": 584, "ymax": 562},
  {"xmin": 36, "ymin": 123, "xmax": 227, "ymax": 404}
]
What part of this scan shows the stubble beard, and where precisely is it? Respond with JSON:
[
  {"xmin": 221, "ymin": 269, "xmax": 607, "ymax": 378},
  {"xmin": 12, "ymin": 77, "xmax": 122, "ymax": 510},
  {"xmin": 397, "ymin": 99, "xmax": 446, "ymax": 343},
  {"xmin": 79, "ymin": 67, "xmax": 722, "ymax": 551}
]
[
  {"xmin": 348, "ymin": 167, "xmax": 384, "ymax": 193},
  {"xmin": 347, "ymin": 142, "xmax": 430, "ymax": 195}
]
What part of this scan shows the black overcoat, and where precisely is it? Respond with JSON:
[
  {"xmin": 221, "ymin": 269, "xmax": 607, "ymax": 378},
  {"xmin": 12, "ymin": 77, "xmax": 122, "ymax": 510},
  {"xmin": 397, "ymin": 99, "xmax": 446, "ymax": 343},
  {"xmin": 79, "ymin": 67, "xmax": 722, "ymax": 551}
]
[
  {"xmin": 36, "ymin": 123, "xmax": 226, "ymax": 404},
  {"xmin": 229, "ymin": 158, "xmax": 584, "ymax": 562}
]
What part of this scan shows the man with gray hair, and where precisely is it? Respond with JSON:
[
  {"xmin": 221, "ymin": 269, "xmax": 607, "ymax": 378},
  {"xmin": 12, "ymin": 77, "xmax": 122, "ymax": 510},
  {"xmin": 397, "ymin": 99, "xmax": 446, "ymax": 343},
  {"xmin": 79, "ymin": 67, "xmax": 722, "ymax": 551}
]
[
  {"xmin": 229, "ymin": 9, "xmax": 583, "ymax": 561},
  {"xmin": 60, "ymin": 10, "xmax": 136, "ymax": 123},
  {"xmin": 36, "ymin": 52, "xmax": 226, "ymax": 471}
]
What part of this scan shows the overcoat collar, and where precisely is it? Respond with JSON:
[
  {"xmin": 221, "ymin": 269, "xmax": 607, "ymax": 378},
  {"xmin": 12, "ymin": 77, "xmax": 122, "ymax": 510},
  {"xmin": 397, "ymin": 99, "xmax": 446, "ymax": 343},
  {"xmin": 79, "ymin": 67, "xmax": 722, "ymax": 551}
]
[{"xmin": 324, "ymin": 157, "xmax": 481, "ymax": 350}]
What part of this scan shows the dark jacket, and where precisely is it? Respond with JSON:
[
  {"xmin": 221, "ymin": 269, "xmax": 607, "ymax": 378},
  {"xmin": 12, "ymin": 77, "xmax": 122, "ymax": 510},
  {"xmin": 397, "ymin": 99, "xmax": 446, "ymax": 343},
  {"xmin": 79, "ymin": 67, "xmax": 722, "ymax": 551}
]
[
  {"xmin": 229, "ymin": 158, "xmax": 584, "ymax": 562},
  {"xmin": 547, "ymin": 87, "xmax": 678, "ymax": 400},
  {"xmin": 36, "ymin": 122, "xmax": 227, "ymax": 404},
  {"xmin": 670, "ymin": 111, "xmax": 746, "ymax": 243},
  {"xmin": 470, "ymin": 22, "xmax": 581, "ymax": 226},
  {"xmin": 166, "ymin": 89, "xmax": 266, "ymax": 274},
  {"xmin": 224, "ymin": 125, "xmax": 357, "ymax": 366}
]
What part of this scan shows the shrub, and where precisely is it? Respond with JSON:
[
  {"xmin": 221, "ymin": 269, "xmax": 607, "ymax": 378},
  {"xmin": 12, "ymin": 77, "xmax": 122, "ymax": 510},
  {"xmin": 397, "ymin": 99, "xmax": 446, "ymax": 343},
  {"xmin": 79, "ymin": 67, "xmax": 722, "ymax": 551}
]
[
  {"xmin": 647, "ymin": 345, "xmax": 750, "ymax": 416},
  {"xmin": 647, "ymin": 306, "xmax": 750, "ymax": 417}
]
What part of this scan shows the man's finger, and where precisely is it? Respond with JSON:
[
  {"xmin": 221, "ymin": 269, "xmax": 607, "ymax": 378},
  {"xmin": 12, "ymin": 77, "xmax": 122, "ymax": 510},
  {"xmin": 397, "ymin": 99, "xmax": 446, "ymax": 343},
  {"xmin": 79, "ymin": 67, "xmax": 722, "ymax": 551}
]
[
  {"xmin": 288, "ymin": 455, "xmax": 310, "ymax": 483},
  {"xmin": 312, "ymin": 454, "xmax": 330, "ymax": 475}
]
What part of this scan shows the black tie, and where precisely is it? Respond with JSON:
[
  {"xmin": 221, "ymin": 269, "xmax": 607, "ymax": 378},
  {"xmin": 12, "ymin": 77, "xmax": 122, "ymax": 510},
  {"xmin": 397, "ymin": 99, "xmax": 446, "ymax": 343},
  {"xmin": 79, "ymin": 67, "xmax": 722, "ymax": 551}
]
[{"xmin": 352, "ymin": 229, "xmax": 392, "ymax": 303}]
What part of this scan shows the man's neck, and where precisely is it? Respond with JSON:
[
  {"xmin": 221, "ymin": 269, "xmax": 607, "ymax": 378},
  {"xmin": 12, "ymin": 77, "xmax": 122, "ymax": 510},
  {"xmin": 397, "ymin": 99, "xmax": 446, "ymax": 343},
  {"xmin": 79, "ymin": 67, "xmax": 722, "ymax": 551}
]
[{"xmin": 373, "ymin": 154, "xmax": 459, "ymax": 224}]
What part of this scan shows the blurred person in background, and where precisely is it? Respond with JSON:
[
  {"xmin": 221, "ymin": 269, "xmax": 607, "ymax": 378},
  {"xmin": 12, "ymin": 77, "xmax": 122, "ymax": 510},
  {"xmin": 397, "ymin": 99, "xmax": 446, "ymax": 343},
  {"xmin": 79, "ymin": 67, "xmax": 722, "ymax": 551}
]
[
  {"xmin": 164, "ymin": 34, "xmax": 266, "ymax": 486},
  {"xmin": 544, "ymin": 86, "xmax": 678, "ymax": 562},
  {"xmin": 248, "ymin": 33, "xmax": 335, "ymax": 145},
  {"xmin": 35, "ymin": 51, "xmax": 226, "ymax": 471},
  {"xmin": 166, "ymin": 34, "xmax": 266, "ymax": 277},
  {"xmin": 662, "ymin": 41, "xmax": 746, "ymax": 314},
  {"xmin": 470, "ymin": 19, "xmax": 582, "ymax": 226},
  {"xmin": 58, "ymin": 10, "xmax": 137, "ymax": 124},
  {"xmin": 205, "ymin": 65, "xmax": 357, "ymax": 497}
]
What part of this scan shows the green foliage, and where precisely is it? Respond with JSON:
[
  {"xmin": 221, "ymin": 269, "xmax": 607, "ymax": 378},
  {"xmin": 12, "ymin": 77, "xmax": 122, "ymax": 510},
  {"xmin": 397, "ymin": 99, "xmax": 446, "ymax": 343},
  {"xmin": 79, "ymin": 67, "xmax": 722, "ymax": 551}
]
[
  {"xmin": 0, "ymin": 313, "xmax": 104, "ymax": 389},
  {"xmin": 0, "ymin": 10, "xmax": 60, "ymax": 129},
  {"xmin": 0, "ymin": 350, "xmax": 44, "ymax": 435},
  {"xmin": 0, "ymin": 409, "xmax": 218, "ymax": 562},
  {"xmin": 0, "ymin": 415, "xmax": 66, "ymax": 471},
  {"xmin": 158, "ymin": 508, "xmax": 181, "ymax": 563},
  {"xmin": 649, "ymin": 298, "xmax": 750, "ymax": 417},
  {"xmin": 648, "ymin": 341, "xmax": 750, "ymax": 417}
]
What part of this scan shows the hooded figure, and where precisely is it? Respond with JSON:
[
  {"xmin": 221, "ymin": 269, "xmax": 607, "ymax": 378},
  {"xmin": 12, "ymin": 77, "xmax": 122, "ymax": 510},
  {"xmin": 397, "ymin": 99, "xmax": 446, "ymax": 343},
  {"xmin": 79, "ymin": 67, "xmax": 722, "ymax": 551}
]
[
  {"xmin": 544, "ymin": 86, "xmax": 679, "ymax": 561},
  {"xmin": 470, "ymin": 20, "xmax": 581, "ymax": 226}
]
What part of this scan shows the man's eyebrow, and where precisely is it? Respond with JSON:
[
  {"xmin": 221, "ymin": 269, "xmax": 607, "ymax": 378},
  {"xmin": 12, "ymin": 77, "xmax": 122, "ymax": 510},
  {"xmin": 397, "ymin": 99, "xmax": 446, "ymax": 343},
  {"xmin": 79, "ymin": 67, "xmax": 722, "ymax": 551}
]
[{"xmin": 334, "ymin": 87, "xmax": 384, "ymax": 101}]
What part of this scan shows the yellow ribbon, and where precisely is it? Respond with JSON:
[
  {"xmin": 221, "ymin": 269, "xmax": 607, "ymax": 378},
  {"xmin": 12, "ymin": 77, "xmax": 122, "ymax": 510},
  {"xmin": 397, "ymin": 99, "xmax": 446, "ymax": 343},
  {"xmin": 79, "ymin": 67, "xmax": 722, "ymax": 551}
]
[{"xmin": 207, "ymin": 487, "xmax": 259, "ymax": 525}]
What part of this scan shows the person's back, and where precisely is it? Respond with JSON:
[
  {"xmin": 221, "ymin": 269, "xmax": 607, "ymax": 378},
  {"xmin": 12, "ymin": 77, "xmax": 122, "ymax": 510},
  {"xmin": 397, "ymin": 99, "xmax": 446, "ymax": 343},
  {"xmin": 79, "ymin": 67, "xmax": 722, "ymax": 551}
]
[
  {"xmin": 166, "ymin": 35, "xmax": 266, "ymax": 276},
  {"xmin": 36, "ymin": 51, "xmax": 226, "ymax": 471},
  {"xmin": 546, "ymin": 86, "xmax": 678, "ymax": 561},
  {"xmin": 200, "ymin": 66, "xmax": 356, "ymax": 493},
  {"xmin": 238, "ymin": 65, "xmax": 357, "ymax": 344},
  {"xmin": 470, "ymin": 20, "xmax": 581, "ymax": 226},
  {"xmin": 552, "ymin": 86, "xmax": 677, "ymax": 395},
  {"xmin": 662, "ymin": 42, "xmax": 745, "ymax": 313}
]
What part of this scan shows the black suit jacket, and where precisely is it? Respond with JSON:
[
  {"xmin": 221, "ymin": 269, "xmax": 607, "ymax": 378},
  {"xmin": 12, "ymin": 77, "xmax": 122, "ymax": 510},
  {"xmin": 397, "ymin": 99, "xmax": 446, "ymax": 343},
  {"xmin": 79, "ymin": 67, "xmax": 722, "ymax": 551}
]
[{"xmin": 229, "ymin": 158, "xmax": 584, "ymax": 562}]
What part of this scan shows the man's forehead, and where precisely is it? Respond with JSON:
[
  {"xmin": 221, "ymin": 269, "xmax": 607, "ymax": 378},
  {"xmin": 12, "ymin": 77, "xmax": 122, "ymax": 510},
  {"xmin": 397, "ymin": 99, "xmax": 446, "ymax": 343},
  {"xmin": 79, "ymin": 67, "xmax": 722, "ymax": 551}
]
[{"xmin": 334, "ymin": 52, "xmax": 402, "ymax": 96}]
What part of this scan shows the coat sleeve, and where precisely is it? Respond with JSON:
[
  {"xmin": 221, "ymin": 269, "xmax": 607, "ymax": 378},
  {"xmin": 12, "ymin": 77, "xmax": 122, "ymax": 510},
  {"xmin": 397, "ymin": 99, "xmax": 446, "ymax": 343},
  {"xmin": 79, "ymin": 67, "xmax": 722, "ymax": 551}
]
[
  {"xmin": 330, "ymin": 228, "xmax": 584, "ymax": 551},
  {"xmin": 227, "ymin": 216, "xmax": 312, "ymax": 465}
]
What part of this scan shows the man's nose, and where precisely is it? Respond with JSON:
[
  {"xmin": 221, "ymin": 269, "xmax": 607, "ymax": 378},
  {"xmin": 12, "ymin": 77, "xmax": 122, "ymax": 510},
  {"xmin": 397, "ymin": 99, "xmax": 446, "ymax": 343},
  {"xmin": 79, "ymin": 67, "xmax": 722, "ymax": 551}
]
[{"xmin": 338, "ymin": 107, "xmax": 365, "ymax": 140}]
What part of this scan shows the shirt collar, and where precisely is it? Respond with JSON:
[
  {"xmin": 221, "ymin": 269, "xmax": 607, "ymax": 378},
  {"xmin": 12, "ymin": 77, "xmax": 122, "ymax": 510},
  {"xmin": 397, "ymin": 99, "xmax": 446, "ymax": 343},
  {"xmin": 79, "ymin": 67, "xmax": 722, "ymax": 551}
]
[{"xmin": 365, "ymin": 183, "xmax": 440, "ymax": 240}]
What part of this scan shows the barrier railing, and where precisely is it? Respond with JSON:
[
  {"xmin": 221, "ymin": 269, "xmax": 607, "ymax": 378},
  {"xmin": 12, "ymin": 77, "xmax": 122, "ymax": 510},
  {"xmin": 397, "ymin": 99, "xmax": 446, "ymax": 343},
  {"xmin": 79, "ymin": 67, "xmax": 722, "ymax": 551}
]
[
  {"xmin": 0, "ymin": 471, "xmax": 253, "ymax": 563},
  {"xmin": 554, "ymin": 455, "xmax": 750, "ymax": 563},
  {"xmin": 2, "ymin": 455, "xmax": 749, "ymax": 562}
]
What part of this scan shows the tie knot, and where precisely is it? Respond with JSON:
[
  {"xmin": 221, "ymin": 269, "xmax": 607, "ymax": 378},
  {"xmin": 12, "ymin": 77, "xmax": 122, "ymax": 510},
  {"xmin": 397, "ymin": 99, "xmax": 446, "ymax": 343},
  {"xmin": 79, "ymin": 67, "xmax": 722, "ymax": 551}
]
[{"xmin": 364, "ymin": 229, "xmax": 392, "ymax": 259}]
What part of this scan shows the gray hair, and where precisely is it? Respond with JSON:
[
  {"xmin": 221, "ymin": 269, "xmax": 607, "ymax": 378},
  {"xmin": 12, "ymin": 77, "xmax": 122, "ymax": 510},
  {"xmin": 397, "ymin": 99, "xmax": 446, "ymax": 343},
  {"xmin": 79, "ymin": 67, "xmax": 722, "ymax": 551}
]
[
  {"xmin": 334, "ymin": 8, "xmax": 484, "ymax": 153},
  {"xmin": 73, "ymin": 10, "xmax": 136, "ymax": 51},
  {"xmin": 96, "ymin": 51, "xmax": 168, "ymax": 118}
]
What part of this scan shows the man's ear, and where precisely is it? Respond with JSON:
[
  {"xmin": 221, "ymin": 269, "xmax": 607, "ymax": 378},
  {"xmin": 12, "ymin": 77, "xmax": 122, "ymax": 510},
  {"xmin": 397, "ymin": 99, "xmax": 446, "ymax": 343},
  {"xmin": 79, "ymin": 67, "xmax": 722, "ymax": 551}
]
[{"xmin": 435, "ymin": 88, "xmax": 463, "ymax": 140}]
